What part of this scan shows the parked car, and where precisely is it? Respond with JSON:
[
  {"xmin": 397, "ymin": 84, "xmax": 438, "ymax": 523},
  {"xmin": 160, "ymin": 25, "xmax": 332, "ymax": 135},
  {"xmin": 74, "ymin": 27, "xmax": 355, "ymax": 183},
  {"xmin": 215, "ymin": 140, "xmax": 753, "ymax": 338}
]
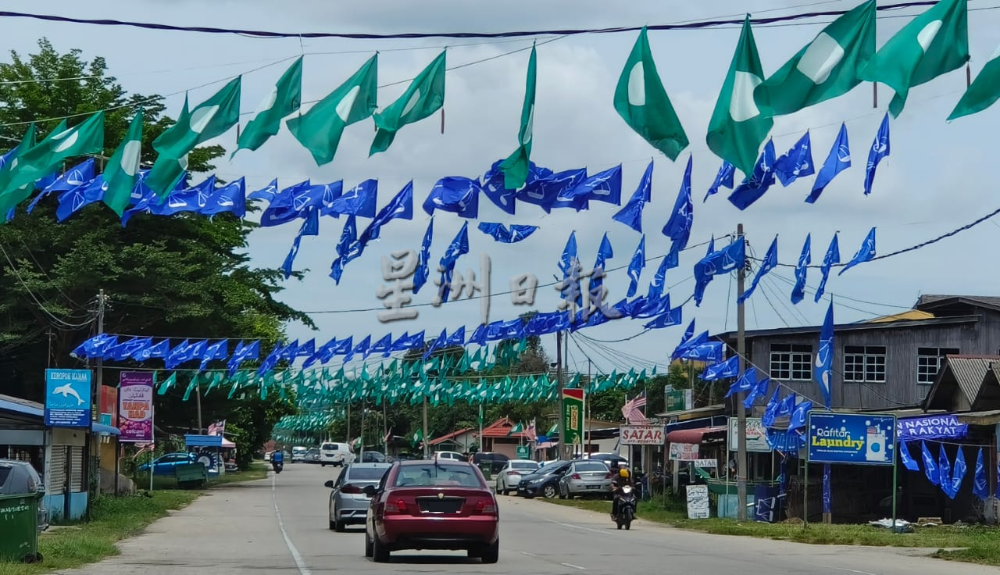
[
  {"xmin": 306, "ymin": 447, "xmax": 321, "ymax": 463},
  {"xmin": 321, "ymin": 442, "xmax": 356, "ymax": 467},
  {"xmin": 137, "ymin": 452, "xmax": 197, "ymax": 476},
  {"xmin": 0, "ymin": 459, "xmax": 48, "ymax": 532},
  {"xmin": 326, "ymin": 462, "xmax": 392, "ymax": 532},
  {"xmin": 361, "ymin": 451, "xmax": 386, "ymax": 463},
  {"xmin": 433, "ymin": 451, "xmax": 465, "ymax": 462},
  {"xmin": 364, "ymin": 460, "xmax": 499, "ymax": 564},
  {"xmin": 517, "ymin": 460, "xmax": 572, "ymax": 499},
  {"xmin": 291, "ymin": 446, "xmax": 309, "ymax": 463},
  {"xmin": 558, "ymin": 460, "xmax": 613, "ymax": 499},
  {"xmin": 494, "ymin": 460, "xmax": 539, "ymax": 495},
  {"xmin": 469, "ymin": 452, "xmax": 509, "ymax": 475},
  {"xmin": 582, "ymin": 452, "xmax": 629, "ymax": 468}
]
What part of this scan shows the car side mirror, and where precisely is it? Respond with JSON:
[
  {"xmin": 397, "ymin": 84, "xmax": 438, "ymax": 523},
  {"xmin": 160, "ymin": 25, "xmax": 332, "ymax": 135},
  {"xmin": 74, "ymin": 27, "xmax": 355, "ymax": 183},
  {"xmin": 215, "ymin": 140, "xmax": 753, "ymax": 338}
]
[
  {"xmin": 363, "ymin": 485, "xmax": 377, "ymax": 497},
  {"xmin": 324, "ymin": 480, "xmax": 335, "ymax": 488}
]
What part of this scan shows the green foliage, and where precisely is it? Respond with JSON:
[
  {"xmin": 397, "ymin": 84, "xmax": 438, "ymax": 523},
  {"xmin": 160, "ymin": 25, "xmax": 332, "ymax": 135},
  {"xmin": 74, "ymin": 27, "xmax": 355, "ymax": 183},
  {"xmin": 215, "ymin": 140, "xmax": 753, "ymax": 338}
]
[{"xmin": 0, "ymin": 39, "xmax": 310, "ymax": 457}]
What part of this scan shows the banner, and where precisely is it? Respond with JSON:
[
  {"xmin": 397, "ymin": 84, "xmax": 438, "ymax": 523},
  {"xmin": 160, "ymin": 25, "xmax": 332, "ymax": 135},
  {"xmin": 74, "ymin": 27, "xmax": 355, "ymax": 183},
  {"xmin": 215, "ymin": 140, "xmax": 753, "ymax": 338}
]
[
  {"xmin": 118, "ymin": 371, "xmax": 154, "ymax": 443},
  {"xmin": 44, "ymin": 369, "xmax": 92, "ymax": 428},
  {"xmin": 664, "ymin": 386, "xmax": 693, "ymax": 412},
  {"xmin": 620, "ymin": 425, "xmax": 665, "ymax": 445},
  {"xmin": 728, "ymin": 417, "xmax": 773, "ymax": 452},
  {"xmin": 807, "ymin": 412, "xmax": 896, "ymax": 466},
  {"xmin": 669, "ymin": 442, "xmax": 700, "ymax": 461},
  {"xmin": 896, "ymin": 414, "xmax": 967, "ymax": 442},
  {"xmin": 100, "ymin": 385, "xmax": 118, "ymax": 427},
  {"xmin": 561, "ymin": 388, "xmax": 584, "ymax": 446}
]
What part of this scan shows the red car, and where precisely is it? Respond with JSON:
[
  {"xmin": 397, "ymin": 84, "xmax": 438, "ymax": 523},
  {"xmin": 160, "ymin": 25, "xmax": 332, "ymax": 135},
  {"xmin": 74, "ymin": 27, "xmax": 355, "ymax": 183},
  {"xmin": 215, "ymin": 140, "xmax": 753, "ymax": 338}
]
[{"xmin": 363, "ymin": 460, "xmax": 500, "ymax": 563}]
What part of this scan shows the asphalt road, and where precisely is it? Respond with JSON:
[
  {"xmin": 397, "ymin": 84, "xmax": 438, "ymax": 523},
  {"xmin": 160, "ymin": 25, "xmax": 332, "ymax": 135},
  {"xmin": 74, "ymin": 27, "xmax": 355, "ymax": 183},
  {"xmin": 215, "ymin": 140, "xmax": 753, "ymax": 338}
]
[{"xmin": 60, "ymin": 461, "xmax": 1000, "ymax": 575}]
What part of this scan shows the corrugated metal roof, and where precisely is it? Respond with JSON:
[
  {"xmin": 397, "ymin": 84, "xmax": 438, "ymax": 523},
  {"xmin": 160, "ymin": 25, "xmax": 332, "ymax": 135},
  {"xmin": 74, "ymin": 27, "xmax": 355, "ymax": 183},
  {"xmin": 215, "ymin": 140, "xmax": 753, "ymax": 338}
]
[
  {"xmin": 714, "ymin": 315, "xmax": 979, "ymax": 341},
  {"xmin": 915, "ymin": 295, "xmax": 1000, "ymax": 312},
  {"xmin": 0, "ymin": 393, "xmax": 43, "ymax": 418},
  {"xmin": 945, "ymin": 356, "xmax": 997, "ymax": 405},
  {"xmin": 863, "ymin": 310, "xmax": 935, "ymax": 323}
]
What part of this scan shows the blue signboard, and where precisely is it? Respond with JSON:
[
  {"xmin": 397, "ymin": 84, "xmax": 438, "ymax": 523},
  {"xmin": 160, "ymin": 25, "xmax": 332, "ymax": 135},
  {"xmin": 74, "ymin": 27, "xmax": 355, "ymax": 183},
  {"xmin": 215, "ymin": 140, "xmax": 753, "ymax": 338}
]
[
  {"xmin": 44, "ymin": 369, "xmax": 92, "ymax": 428},
  {"xmin": 896, "ymin": 414, "xmax": 967, "ymax": 442},
  {"xmin": 807, "ymin": 412, "xmax": 896, "ymax": 466}
]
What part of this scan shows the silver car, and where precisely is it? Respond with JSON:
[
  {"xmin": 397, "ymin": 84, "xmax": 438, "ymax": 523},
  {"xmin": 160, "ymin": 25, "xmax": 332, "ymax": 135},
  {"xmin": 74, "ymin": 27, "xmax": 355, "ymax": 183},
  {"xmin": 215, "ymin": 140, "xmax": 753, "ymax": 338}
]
[
  {"xmin": 558, "ymin": 460, "xmax": 612, "ymax": 498},
  {"xmin": 326, "ymin": 463, "xmax": 391, "ymax": 532}
]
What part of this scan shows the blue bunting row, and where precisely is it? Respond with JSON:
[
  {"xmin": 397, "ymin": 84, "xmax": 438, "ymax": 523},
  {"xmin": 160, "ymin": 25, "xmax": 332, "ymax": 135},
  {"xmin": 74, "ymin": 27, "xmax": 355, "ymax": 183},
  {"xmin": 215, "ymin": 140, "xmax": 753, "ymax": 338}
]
[{"xmin": 900, "ymin": 441, "xmax": 989, "ymax": 500}]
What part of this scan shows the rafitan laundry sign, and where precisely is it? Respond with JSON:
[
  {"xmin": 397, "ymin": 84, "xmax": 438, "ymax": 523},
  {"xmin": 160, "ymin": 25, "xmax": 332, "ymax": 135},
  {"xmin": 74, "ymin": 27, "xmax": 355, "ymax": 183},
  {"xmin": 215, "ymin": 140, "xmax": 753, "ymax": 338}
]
[
  {"xmin": 896, "ymin": 415, "xmax": 967, "ymax": 442},
  {"xmin": 807, "ymin": 412, "xmax": 896, "ymax": 466}
]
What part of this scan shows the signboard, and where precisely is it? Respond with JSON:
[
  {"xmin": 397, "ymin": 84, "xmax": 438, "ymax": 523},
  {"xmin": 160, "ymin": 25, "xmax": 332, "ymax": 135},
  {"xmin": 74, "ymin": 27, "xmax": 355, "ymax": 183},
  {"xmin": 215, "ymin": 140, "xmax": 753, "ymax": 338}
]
[
  {"xmin": 692, "ymin": 459, "xmax": 717, "ymax": 467},
  {"xmin": 896, "ymin": 415, "xmax": 967, "ymax": 442},
  {"xmin": 118, "ymin": 371, "xmax": 154, "ymax": 443},
  {"xmin": 686, "ymin": 484, "xmax": 710, "ymax": 519},
  {"xmin": 515, "ymin": 445, "xmax": 530, "ymax": 459},
  {"xmin": 807, "ymin": 412, "xmax": 896, "ymax": 466},
  {"xmin": 668, "ymin": 442, "xmax": 700, "ymax": 461},
  {"xmin": 100, "ymin": 385, "xmax": 118, "ymax": 427},
  {"xmin": 664, "ymin": 386, "xmax": 693, "ymax": 413},
  {"xmin": 561, "ymin": 388, "xmax": 584, "ymax": 446},
  {"xmin": 44, "ymin": 369, "xmax": 92, "ymax": 428},
  {"xmin": 728, "ymin": 417, "xmax": 773, "ymax": 452},
  {"xmin": 620, "ymin": 425, "xmax": 665, "ymax": 445}
]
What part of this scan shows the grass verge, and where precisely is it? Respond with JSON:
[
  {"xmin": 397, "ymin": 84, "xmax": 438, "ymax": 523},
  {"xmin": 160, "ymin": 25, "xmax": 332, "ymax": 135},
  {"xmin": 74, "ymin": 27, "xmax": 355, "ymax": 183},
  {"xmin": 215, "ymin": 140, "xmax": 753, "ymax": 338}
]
[
  {"xmin": 0, "ymin": 491, "xmax": 198, "ymax": 575},
  {"xmin": 543, "ymin": 497, "xmax": 1000, "ymax": 566}
]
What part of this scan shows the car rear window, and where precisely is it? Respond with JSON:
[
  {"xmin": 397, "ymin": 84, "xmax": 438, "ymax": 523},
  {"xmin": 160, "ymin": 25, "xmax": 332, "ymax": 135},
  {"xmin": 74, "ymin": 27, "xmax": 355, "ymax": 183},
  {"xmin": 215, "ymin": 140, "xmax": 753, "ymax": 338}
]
[
  {"xmin": 393, "ymin": 464, "xmax": 481, "ymax": 488},
  {"xmin": 575, "ymin": 462, "xmax": 607, "ymax": 472},
  {"xmin": 348, "ymin": 467, "xmax": 389, "ymax": 481},
  {"xmin": 512, "ymin": 462, "xmax": 538, "ymax": 470},
  {"xmin": 321, "ymin": 443, "xmax": 340, "ymax": 450}
]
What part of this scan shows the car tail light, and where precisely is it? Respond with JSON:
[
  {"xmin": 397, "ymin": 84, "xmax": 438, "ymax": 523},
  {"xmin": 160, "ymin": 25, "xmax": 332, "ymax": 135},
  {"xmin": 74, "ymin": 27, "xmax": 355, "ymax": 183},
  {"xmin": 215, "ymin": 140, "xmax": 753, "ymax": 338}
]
[
  {"xmin": 571, "ymin": 473, "xmax": 581, "ymax": 480},
  {"xmin": 385, "ymin": 498, "xmax": 408, "ymax": 514},
  {"xmin": 474, "ymin": 499, "xmax": 498, "ymax": 515},
  {"xmin": 340, "ymin": 484, "xmax": 361, "ymax": 494},
  {"xmin": 605, "ymin": 472, "xmax": 613, "ymax": 479},
  {"xmin": 506, "ymin": 470, "xmax": 518, "ymax": 476}
]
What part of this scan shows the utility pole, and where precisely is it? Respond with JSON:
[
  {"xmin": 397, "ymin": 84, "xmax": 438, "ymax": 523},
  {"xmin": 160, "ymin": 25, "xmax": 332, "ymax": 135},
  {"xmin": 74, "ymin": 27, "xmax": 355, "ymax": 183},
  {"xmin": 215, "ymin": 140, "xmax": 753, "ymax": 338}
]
[
  {"xmin": 556, "ymin": 330, "xmax": 564, "ymax": 460},
  {"xmin": 586, "ymin": 358, "xmax": 592, "ymax": 456},
  {"xmin": 195, "ymin": 380, "xmax": 203, "ymax": 434},
  {"xmin": 736, "ymin": 223, "xmax": 749, "ymax": 521},
  {"xmin": 346, "ymin": 402, "xmax": 351, "ymax": 444},
  {"xmin": 422, "ymin": 396, "xmax": 429, "ymax": 458},
  {"xmin": 87, "ymin": 290, "xmax": 106, "ymax": 519}
]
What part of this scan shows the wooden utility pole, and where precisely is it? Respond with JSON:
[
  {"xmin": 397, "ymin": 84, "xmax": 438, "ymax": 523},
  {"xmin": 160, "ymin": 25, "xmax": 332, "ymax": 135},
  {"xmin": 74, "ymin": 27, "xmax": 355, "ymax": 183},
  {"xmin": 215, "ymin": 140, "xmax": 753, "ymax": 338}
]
[
  {"xmin": 736, "ymin": 223, "xmax": 749, "ymax": 521},
  {"xmin": 556, "ymin": 330, "xmax": 564, "ymax": 460}
]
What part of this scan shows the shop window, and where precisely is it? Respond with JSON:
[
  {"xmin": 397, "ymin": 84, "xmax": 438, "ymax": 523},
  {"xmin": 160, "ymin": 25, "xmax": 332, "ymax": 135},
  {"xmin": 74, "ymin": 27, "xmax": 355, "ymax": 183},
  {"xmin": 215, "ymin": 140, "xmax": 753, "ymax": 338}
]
[
  {"xmin": 769, "ymin": 344, "xmax": 812, "ymax": 381},
  {"xmin": 844, "ymin": 346, "xmax": 886, "ymax": 383},
  {"xmin": 917, "ymin": 347, "xmax": 959, "ymax": 385}
]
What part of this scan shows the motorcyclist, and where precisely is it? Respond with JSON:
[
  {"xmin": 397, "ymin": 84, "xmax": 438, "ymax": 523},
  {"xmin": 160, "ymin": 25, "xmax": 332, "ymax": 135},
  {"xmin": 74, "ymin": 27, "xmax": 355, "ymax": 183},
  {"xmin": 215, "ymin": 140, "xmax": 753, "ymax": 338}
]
[
  {"xmin": 610, "ymin": 465, "xmax": 632, "ymax": 520},
  {"xmin": 271, "ymin": 449, "xmax": 284, "ymax": 469}
]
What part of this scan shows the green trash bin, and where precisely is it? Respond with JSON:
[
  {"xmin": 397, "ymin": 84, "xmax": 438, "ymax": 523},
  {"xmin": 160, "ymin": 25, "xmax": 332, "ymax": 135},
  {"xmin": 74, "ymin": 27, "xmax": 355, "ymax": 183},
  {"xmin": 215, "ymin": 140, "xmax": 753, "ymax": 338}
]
[{"xmin": 0, "ymin": 492, "xmax": 42, "ymax": 563}]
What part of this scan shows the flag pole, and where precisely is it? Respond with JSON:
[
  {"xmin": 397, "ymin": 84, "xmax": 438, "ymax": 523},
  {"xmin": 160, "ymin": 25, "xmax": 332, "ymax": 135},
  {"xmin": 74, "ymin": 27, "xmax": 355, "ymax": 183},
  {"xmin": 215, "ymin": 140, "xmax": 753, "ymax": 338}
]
[{"xmin": 736, "ymin": 223, "xmax": 749, "ymax": 522}]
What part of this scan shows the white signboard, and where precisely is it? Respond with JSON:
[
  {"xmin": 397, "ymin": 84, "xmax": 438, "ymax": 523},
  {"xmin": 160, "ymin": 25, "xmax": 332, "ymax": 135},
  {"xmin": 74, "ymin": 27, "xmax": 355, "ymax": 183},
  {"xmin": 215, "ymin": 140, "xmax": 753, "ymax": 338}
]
[
  {"xmin": 692, "ymin": 459, "xmax": 717, "ymax": 468},
  {"xmin": 728, "ymin": 417, "xmax": 773, "ymax": 453},
  {"xmin": 686, "ymin": 484, "xmax": 710, "ymax": 519},
  {"xmin": 620, "ymin": 425, "xmax": 665, "ymax": 445},
  {"xmin": 668, "ymin": 442, "xmax": 700, "ymax": 461}
]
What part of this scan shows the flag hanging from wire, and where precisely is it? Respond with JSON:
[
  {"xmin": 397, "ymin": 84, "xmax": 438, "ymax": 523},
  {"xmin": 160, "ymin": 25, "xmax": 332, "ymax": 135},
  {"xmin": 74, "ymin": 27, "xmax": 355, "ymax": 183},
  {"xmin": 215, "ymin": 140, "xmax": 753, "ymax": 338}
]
[{"xmin": 621, "ymin": 392, "xmax": 648, "ymax": 424}]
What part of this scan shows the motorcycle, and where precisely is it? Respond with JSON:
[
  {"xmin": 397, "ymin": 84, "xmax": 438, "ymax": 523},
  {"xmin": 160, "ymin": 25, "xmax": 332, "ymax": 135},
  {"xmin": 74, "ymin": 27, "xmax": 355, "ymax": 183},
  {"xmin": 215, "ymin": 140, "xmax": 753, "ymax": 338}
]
[
  {"xmin": 613, "ymin": 485, "xmax": 636, "ymax": 530},
  {"xmin": 272, "ymin": 461, "xmax": 283, "ymax": 474}
]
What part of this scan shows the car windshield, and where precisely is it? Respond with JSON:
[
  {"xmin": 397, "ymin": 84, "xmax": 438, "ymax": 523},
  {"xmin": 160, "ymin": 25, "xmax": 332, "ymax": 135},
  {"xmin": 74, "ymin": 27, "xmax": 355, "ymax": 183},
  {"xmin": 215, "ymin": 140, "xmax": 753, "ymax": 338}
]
[
  {"xmin": 575, "ymin": 462, "xmax": 607, "ymax": 472},
  {"xmin": 393, "ymin": 464, "xmax": 481, "ymax": 488},
  {"xmin": 348, "ymin": 467, "xmax": 389, "ymax": 481},
  {"xmin": 512, "ymin": 462, "xmax": 538, "ymax": 470}
]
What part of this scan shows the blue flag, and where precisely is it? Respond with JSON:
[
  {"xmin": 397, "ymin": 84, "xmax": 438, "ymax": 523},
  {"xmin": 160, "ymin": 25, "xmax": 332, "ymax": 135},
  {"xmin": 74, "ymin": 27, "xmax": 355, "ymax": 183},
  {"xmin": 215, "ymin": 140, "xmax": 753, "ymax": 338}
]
[
  {"xmin": 921, "ymin": 441, "xmax": 939, "ymax": 486},
  {"xmin": 773, "ymin": 132, "xmax": 815, "ymax": 187},
  {"xmin": 201, "ymin": 177, "xmax": 246, "ymax": 218},
  {"xmin": 738, "ymin": 236, "xmax": 776, "ymax": 304},
  {"xmin": 446, "ymin": 326, "xmax": 466, "ymax": 347},
  {"xmin": 559, "ymin": 231, "xmax": 578, "ymax": 279},
  {"xmin": 838, "ymin": 227, "xmax": 875, "ymax": 276},
  {"xmin": 815, "ymin": 233, "xmax": 840, "ymax": 303},
  {"xmin": 368, "ymin": 334, "xmax": 393, "ymax": 358},
  {"xmin": 700, "ymin": 355, "xmax": 739, "ymax": 381},
  {"xmin": 626, "ymin": 235, "xmax": 646, "ymax": 298},
  {"xmin": 947, "ymin": 446, "xmax": 967, "ymax": 499},
  {"xmin": 29, "ymin": 158, "xmax": 95, "ymax": 214},
  {"xmin": 312, "ymin": 181, "xmax": 344, "ymax": 218},
  {"xmin": 151, "ymin": 175, "xmax": 216, "ymax": 217},
  {"xmin": 777, "ymin": 392, "xmax": 796, "ymax": 418},
  {"xmin": 423, "ymin": 176, "xmax": 479, "ymax": 218},
  {"xmin": 647, "ymin": 256, "xmax": 671, "ymax": 300},
  {"xmin": 728, "ymin": 140, "xmax": 777, "ymax": 211},
  {"xmin": 816, "ymin": 300, "xmax": 834, "ymax": 409},
  {"xmin": 413, "ymin": 218, "xmax": 433, "ymax": 294},
  {"xmin": 358, "ymin": 181, "xmax": 413, "ymax": 244},
  {"xmin": 477, "ymin": 222, "xmax": 538, "ymax": 243},
  {"xmin": 864, "ymin": 113, "xmax": 890, "ymax": 196},
  {"xmin": 56, "ymin": 176, "xmax": 105, "ymax": 222},
  {"xmin": 533, "ymin": 168, "xmax": 588, "ymax": 212},
  {"xmin": 693, "ymin": 237, "xmax": 745, "ymax": 306},
  {"xmin": 806, "ymin": 123, "xmax": 850, "ymax": 204},
  {"xmin": 329, "ymin": 179, "xmax": 377, "ymax": 218},
  {"xmin": 199, "ymin": 340, "xmax": 229, "ymax": 371},
  {"xmin": 661, "ymin": 155, "xmax": 693, "ymax": 253},
  {"xmin": 228, "ymin": 340, "xmax": 260, "ymax": 375},
  {"xmin": 438, "ymin": 221, "xmax": 470, "ymax": 303},
  {"xmin": 789, "ymin": 400, "xmax": 812, "ymax": 431},
  {"xmin": 744, "ymin": 376, "xmax": 771, "ymax": 409},
  {"xmin": 762, "ymin": 387, "xmax": 781, "ymax": 428},
  {"xmin": 939, "ymin": 443, "xmax": 952, "ymax": 491},
  {"xmin": 259, "ymin": 180, "xmax": 311, "ymax": 227},
  {"xmin": 791, "ymin": 234, "xmax": 811, "ymax": 304},
  {"xmin": 480, "ymin": 159, "xmax": 518, "ymax": 215},
  {"xmin": 703, "ymin": 161, "xmax": 735, "ymax": 202},
  {"xmin": 330, "ymin": 215, "xmax": 361, "ymax": 285},
  {"xmin": 560, "ymin": 165, "xmax": 622, "ymax": 208},
  {"xmin": 899, "ymin": 441, "xmax": 919, "ymax": 471},
  {"xmin": 281, "ymin": 208, "xmax": 319, "ymax": 279},
  {"xmin": 678, "ymin": 338, "xmax": 723, "ymax": 363},
  {"xmin": 725, "ymin": 367, "xmax": 757, "ymax": 398},
  {"xmin": 247, "ymin": 178, "xmax": 279, "ymax": 202},
  {"xmin": 643, "ymin": 306, "xmax": 682, "ymax": 330},
  {"xmin": 592, "ymin": 232, "xmax": 614, "ymax": 293},
  {"xmin": 613, "ymin": 160, "xmax": 652, "ymax": 233},
  {"xmin": 974, "ymin": 447, "xmax": 989, "ymax": 500}
]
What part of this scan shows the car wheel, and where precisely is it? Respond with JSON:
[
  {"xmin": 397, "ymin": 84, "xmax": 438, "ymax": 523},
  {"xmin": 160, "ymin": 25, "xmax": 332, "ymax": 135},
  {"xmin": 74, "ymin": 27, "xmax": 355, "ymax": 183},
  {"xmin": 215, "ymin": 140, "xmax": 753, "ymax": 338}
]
[
  {"xmin": 372, "ymin": 532, "xmax": 390, "ymax": 563},
  {"xmin": 321, "ymin": 463, "xmax": 326, "ymax": 467},
  {"xmin": 542, "ymin": 484, "xmax": 557, "ymax": 499},
  {"xmin": 481, "ymin": 539, "xmax": 499, "ymax": 564},
  {"xmin": 334, "ymin": 520, "xmax": 345, "ymax": 533},
  {"xmin": 329, "ymin": 518, "xmax": 336, "ymax": 530},
  {"xmin": 364, "ymin": 530, "xmax": 374, "ymax": 558}
]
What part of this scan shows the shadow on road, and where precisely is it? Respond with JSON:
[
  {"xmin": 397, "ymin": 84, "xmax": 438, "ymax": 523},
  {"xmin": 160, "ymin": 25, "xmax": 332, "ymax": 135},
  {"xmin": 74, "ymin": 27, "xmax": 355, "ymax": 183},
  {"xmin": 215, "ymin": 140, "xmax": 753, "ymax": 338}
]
[{"xmin": 378, "ymin": 555, "xmax": 480, "ymax": 565}]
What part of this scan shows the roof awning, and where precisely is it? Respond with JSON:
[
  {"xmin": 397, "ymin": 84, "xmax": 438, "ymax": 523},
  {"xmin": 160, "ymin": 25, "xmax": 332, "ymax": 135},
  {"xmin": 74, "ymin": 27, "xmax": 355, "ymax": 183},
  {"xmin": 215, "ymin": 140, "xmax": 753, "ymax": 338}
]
[
  {"xmin": 954, "ymin": 410, "xmax": 1000, "ymax": 425},
  {"xmin": 92, "ymin": 422, "xmax": 120, "ymax": 436},
  {"xmin": 665, "ymin": 426, "xmax": 727, "ymax": 445}
]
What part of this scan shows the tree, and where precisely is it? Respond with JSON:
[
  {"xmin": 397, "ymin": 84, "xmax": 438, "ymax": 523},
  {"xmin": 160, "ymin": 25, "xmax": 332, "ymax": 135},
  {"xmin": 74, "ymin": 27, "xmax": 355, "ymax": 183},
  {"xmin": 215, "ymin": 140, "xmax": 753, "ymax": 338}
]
[{"xmin": 0, "ymin": 39, "xmax": 311, "ymax": 452}]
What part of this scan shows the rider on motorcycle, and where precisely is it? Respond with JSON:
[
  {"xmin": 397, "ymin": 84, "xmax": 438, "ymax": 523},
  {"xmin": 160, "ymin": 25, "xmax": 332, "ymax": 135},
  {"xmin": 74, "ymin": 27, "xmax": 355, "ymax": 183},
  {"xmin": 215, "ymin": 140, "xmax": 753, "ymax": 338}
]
[
  {"xmin": 272, "ymin": 449, "xmax": 284, "ymax": 468},
  {"xmin": 610, "ymin": 465, "xmax": 632, "ymax": 519}
]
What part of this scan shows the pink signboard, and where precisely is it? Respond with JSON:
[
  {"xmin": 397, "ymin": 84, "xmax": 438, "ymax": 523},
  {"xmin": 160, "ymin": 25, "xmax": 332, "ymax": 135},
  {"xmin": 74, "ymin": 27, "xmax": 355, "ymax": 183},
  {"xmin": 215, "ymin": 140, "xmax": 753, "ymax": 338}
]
[{"xmin": 118, "ymin": 371, "xmax": 154, "ymax": 443}]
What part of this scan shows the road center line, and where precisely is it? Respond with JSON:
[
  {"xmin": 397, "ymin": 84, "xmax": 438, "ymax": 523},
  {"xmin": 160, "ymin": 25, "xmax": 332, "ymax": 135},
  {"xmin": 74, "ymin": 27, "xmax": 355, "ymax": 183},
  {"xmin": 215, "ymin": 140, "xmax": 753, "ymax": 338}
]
[
  {"xmin": 829, "ymin": 568, "xmax": 877, "ymax": 575},
  {"xmin": 561, "ymin": 562, "xmax": 587, "ymax": 570},
  {"xmin": 544, "ymin": 517, "xmax": 613, "ymax": 536},
  {"xmin": 272, "ymin": 473, "xmax": 312, "ymax": 575}
]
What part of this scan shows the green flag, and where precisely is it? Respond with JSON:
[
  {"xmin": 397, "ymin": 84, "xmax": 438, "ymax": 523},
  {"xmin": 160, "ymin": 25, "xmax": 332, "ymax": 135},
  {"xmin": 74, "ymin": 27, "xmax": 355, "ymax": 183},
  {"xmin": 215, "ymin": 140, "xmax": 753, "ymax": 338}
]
[
  {"xmin": 507, "ymin": 422, "xmax": 524, "ymax": 437},
  {"xmin": 756, "ymin": 0, "xmax": 876, "ymax": 116},
  {"xmin": 145, "ymin": 153, "xmax": 188, "ymax": 198},
  {"xmin": 5, "ymin": 112, "xmax": 104, "ymax": 193},
  {"xmin": 0, "ymin": 123, "xmax": 36, "ymax": 195},
  {"xmin": 411, "ymin": 427, "xmax": 423, "ymax": 448},
  {"xmin": 613, "ymin": 27, "xmax": 689, "ymax": 160},
  {"xmin": 706, "ymin": 17, "xmax": 773, "ymax": 176},
  {"xmin": 0, "ymin": 121, "xmax": 61, "ymax": 214},
  {"xmin": 288, "ymin": 54, "xmax": 378, "ymax": 166},
  {"xmin": 860, "ymin": 0, "xmax": 968, "ymax": 118},
  {"xmin": 499, "ymin": 45, "xmax": 536, "ymax": 190},
  {"xmin": 948, "ymin": 43, "xmax": 1000, "ymax": 120},
  {"xmin": 153, "ymin": 77, "xmax": 242, "ymax": 158},
  {"xmin": 102, "ymin": 110, "xmax": 144, "ymax": 216},
  {"xmin": 370, "ymin": 51, "xmax": 446, "ymax": 156},
  {"xmin": 234, "ymin": 58, "xmax": 302, "ymax": 156}
]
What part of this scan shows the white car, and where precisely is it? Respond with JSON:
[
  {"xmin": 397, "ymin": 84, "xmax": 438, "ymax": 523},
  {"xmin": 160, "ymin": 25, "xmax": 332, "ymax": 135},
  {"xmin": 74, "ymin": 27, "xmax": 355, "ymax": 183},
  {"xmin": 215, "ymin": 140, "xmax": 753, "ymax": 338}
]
[
  {"xmin": 291, "ymin": 446, "xmax": 309, "ymax": 463},
  {"xmin": 433, "ymin": 451, "xmax": 465, "ymax": 462},
  {"xmin": 320, "ymin": 442, "xmax": 356, "ymax": 467},
  {"xmin": 495, "ymin": 459, "xmax": 540, "ymax": 495}
]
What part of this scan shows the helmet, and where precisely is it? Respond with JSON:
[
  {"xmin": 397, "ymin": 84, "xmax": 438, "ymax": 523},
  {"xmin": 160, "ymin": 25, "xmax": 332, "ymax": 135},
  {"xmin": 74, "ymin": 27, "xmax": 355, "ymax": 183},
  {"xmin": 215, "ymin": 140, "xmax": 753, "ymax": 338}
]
[{"xmin": 619, "ymin": 468, "xmax": 630, "ymax": 479}]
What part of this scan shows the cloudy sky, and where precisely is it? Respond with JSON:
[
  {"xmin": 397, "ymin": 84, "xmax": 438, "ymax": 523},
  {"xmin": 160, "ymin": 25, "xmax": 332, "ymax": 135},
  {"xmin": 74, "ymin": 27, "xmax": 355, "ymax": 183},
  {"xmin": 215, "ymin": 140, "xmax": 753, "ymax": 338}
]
[{"xmin": 3, "ymin": 0, "xmax": 1000, "ymax": 374}]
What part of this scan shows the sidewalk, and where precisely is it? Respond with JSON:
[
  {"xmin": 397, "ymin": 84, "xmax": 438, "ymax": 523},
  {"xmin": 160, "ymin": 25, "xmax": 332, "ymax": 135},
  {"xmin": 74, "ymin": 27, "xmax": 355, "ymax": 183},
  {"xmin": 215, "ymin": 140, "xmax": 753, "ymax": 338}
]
[{"xmin": 55, "ymin": 480, "xmax": 294, "ymax": 574}]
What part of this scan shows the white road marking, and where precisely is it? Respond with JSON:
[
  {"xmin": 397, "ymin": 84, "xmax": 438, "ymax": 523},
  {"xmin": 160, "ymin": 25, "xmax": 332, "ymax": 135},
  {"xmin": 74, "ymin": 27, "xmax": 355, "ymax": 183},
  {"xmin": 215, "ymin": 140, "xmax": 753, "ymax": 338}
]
[
  {"xmin": 521, "ymin": 551, "xmax": 538, "ymax": 557},
  {"xmin": 272, "ymin": 473, "xmax": 312, "ymax": 575},
  {"xmin": 544, "ymin": 517, "xmax": 614, "ymax": 536},
  {"xmin": 561, "ymin": 562, "xmax": 587, "ymax": 570},
  {"xmin": 829, "ymin": 569, "xmax": 877, "ymax": 575}
]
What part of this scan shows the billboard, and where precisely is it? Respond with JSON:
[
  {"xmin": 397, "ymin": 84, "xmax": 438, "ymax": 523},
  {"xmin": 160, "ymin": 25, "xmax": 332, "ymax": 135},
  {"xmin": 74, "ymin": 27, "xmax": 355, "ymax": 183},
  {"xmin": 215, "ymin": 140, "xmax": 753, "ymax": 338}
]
[
  {"xmin": 664, "ymin": 387, "xmax": 693, "ymax": 413},
  {"xmin": 44, "ymin": 369, "xmax": 92, "ymax": 428},
  {"xmin": 728, "ymin": 417, "xmax": 773, "ymax": 452},
  {"xmin": 668, "ymin": 442, "xmax": 700, "ymax": 461},
  {"xmin": 118, "ymin": 371, "xmax": 154, "ymax": 443},
  {"xmin": 620, "ymin": 425, "xmax": 665, "ymax": 445},
  {"xmin": 561, "ymin": 388, "xmax": 584, "ymax": 446},
  {"xmin": 807, "ymin": 412, "xmax": 896, "ymax": 465},
  {"xmin": 100, "ymin": 385, "xmax": 118, "ymax": 427}
]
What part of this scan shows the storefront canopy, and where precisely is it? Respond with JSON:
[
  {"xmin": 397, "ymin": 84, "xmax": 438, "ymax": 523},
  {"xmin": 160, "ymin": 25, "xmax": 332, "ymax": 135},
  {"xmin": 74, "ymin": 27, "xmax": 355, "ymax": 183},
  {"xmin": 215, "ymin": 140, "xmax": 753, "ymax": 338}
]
[
  {"xmin": 185, "ymin": 434, "xmax": 236, "ymax": 449},
  {"xmin": 666, "ymin": 426, "xmax": 727, "ymax": 445}
]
